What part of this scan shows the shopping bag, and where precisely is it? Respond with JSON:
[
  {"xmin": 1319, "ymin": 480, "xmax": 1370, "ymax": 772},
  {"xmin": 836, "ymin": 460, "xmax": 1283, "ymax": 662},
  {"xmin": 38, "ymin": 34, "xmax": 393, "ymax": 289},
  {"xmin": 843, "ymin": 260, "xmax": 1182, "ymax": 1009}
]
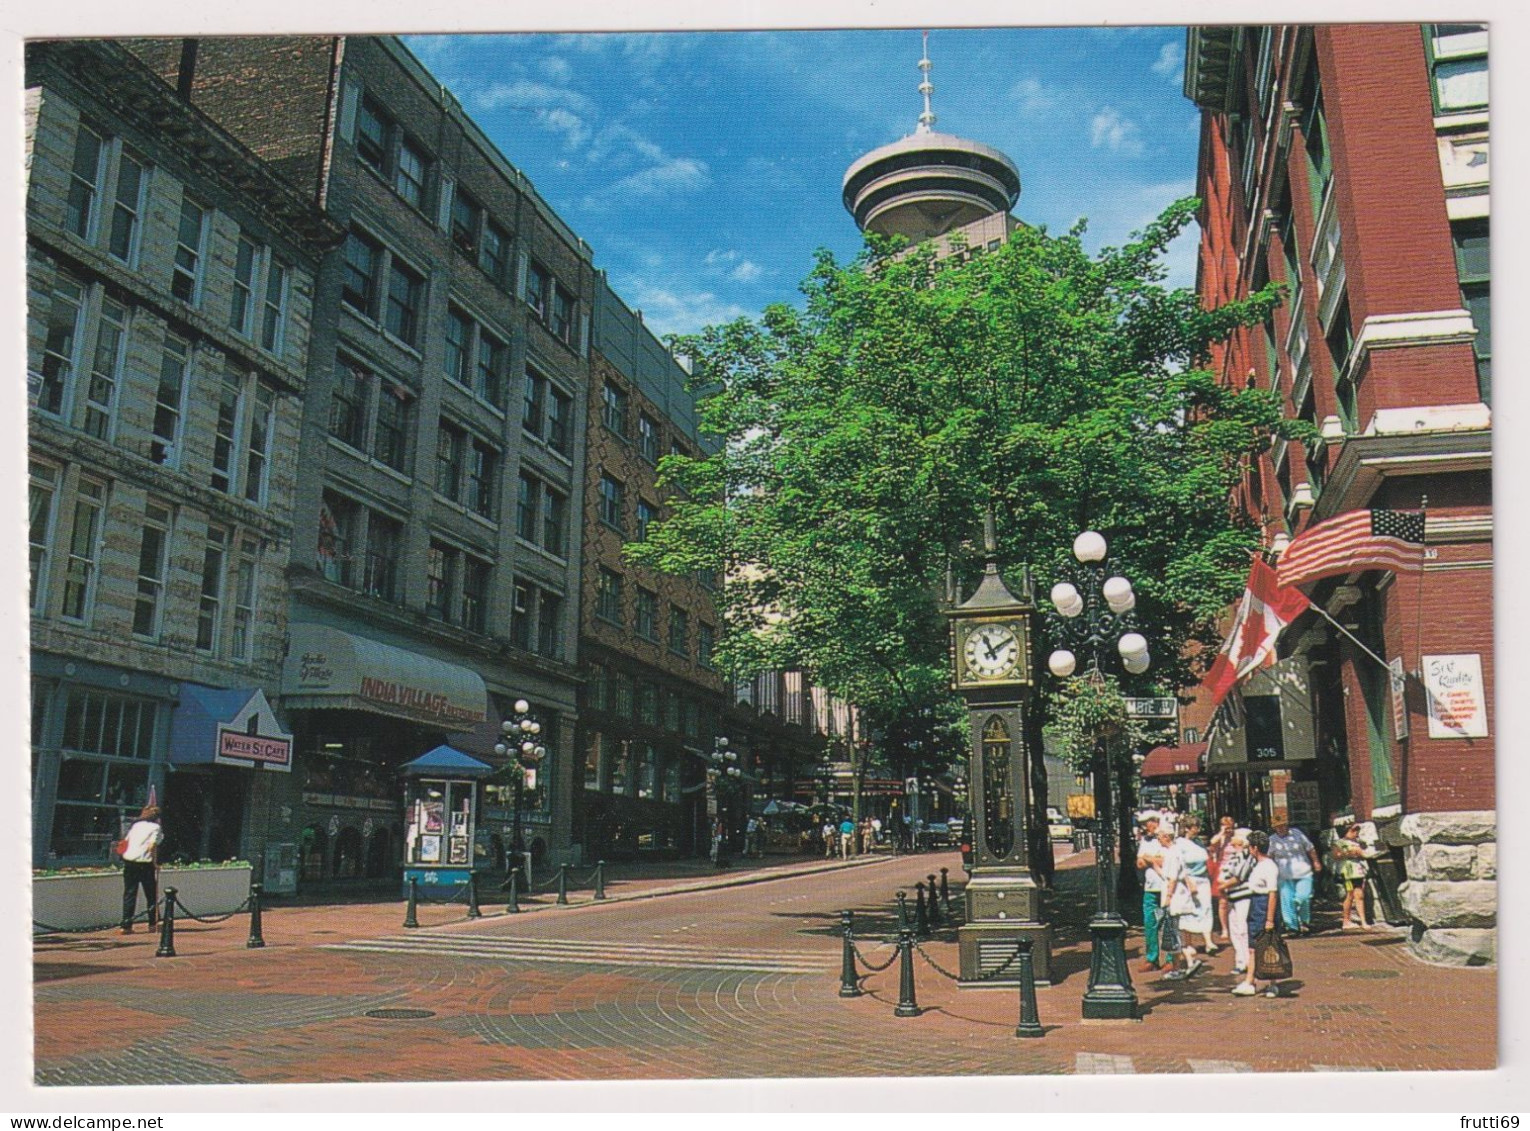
[{"xmin": 1253, "ymin": 926, "xmax": 1294, "ymax": 980}]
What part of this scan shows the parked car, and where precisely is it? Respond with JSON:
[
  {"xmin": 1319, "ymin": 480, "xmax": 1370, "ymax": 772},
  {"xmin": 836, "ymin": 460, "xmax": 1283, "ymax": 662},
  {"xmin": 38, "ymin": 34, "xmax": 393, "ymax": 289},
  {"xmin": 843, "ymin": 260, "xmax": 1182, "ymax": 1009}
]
[{"xmin": 917, "ymin": 821, "xmax": 952, "ymax": 850}]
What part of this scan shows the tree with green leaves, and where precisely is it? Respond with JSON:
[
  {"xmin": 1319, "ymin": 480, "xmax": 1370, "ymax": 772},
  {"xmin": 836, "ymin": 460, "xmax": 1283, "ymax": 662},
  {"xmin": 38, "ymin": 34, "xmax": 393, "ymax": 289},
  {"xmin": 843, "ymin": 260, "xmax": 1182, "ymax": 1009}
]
[{"xmin": 630, "ymin": 199, "xmax": 1299, "ymax": 864}]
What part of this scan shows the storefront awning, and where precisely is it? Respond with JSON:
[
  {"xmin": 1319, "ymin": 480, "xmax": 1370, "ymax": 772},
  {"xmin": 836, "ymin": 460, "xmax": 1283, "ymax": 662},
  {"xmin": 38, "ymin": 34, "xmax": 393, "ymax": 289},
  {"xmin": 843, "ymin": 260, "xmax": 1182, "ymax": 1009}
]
[
  {"xmin": 168, "ymin": 685, "xmax": 293, "ymax": 772},
  {"xmin": 1205, "ymin": 656, "xmax": 1316, "ymax": 774},
  {"xmin": 281, "ymin": 624, "xmax": 488, "ymax": 728},
  {"xmin": 1140, "ymin": 742, "xmax": 1206, "ymax": 782},
  {"xmin": 400, "ymin": 745, "xmax": 495, "ymax": 778}
]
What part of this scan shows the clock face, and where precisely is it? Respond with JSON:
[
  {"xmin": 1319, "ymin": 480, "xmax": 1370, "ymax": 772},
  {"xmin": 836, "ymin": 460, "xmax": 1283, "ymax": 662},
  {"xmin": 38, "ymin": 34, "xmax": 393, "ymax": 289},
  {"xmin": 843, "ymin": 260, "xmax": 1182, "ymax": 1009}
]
[{"xmin": 963, "ymin": 622, "xmax": 1021, "ymax": 680}]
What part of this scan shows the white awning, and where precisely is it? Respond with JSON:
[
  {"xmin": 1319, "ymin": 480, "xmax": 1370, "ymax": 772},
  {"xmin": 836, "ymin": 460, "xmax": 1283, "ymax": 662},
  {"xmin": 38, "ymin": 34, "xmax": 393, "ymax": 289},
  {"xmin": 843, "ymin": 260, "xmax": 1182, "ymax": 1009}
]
[{"xmin": 281, "ymin": 624, "xmax": 488, "ymax": 728}]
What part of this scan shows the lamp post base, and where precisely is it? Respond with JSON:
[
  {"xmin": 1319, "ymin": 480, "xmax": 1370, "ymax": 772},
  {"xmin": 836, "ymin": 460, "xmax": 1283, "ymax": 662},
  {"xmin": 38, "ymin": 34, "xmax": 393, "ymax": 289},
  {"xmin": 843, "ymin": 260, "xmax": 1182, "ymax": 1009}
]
[{"xmin": 1081, "ymin": 911, "xmax": 1139, "ymax": 1021}]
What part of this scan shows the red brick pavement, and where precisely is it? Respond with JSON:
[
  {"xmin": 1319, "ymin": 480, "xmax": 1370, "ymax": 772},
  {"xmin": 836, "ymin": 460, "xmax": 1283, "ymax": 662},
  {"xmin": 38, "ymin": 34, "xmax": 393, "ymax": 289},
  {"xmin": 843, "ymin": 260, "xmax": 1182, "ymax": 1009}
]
[{"xmin": 32, "ymin": 847, "xmax": 1495, "ymax": 1084}]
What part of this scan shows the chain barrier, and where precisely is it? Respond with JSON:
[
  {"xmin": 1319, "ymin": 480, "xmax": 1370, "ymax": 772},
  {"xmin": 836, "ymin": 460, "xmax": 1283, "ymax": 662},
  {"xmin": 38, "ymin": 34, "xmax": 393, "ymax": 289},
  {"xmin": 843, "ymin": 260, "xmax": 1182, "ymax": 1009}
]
[
  {"xmin": 851, "ymin": 940, "xmax": 900, "ymax": 973},
  {"xmin": 412, "ymin": 881, "xmax": 472, "ymax": 905},
  {"xmin": 33, "ymin": 907, "xmax": 154, "ymax": 935},
  {"xmin": 172, "ymin": 893, "xmax": 252, "ymax": 924},
  {"xmin": 913, "ymin": 938, "xmax": 1020, "ymax": 984}
]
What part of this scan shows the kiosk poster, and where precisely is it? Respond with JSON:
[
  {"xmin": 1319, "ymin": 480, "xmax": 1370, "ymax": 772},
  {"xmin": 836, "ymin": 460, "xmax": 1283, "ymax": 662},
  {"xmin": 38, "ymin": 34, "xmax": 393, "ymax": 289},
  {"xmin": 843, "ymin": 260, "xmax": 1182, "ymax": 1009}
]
[
  {"xmin": 1423, "ymin": 653, "xmax": 1489, "ymax": 738},
  {"xmin": 419, "ymin": 834, "xmax": 441, "ymax": 864},
  {"xmin": 422, "ymin": 800, "xmax": 445, "ymax": 834},
  {"xmin": 451, "ymin": 809, "xmax": 468, "ymax": 835},
  {"xmin": 448, "ymin": 836, "xmax": 469, "ymax": 865}
]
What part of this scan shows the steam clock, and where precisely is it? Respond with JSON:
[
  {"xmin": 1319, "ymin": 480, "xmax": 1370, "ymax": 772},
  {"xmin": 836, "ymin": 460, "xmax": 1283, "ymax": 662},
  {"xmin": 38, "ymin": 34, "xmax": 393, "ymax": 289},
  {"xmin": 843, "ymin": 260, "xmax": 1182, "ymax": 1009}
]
[{"xmin": 945, "ymin": 542, "xmax": 1052, "ymax": 985}]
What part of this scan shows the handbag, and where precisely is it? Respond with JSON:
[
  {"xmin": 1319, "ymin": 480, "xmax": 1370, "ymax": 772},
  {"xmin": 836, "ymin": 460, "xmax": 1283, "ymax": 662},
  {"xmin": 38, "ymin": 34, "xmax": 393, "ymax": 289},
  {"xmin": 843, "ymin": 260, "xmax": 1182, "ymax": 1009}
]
[
  {"xmin": 1167, "ymin": 883, "xmax": 1201, "ymax": 917},
  {"xmin": 1253, "ymin": 925, "xmax": 1294, "ymax": 980},
  {"xmin": 114, "ymin": 838, "xmax": 130, "ymax": 858}
]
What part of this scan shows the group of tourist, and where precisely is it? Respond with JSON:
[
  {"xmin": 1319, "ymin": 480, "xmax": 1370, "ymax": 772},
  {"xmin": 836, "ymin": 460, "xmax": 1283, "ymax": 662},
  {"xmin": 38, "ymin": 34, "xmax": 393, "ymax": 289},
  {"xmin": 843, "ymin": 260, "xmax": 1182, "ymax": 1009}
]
[
  {"xmin": 1135, "ymin": 809, "xmax": 1375, "ymax": 999},
  {"xmin": 819, "ymin": 816, "xmax": 882, "ymax": 858}
]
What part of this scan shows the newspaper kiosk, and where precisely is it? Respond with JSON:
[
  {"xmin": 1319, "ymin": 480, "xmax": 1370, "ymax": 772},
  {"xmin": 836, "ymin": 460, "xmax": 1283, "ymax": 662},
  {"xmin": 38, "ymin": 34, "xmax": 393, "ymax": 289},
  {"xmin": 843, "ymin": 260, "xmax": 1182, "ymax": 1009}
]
[{"xmin": 401, "ymin": 745, "xmax": 494, "ymax": 898}]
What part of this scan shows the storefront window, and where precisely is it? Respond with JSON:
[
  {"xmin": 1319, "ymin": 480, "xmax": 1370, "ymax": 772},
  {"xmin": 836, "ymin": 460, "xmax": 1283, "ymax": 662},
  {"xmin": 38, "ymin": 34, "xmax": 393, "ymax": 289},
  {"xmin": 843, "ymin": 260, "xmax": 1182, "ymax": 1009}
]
[
  {"xmin": 50, "ymin": 688, "xmax": 156, "ymax": 859},
  {"xmin": 583, "ymin": 732, "xmax": 602, "ymax": 791},
  {"xmin": 609, "ymin": 741, "xmax": 629, "ymax": 794},
  {"xmin": 663, "ymin": 759, "xmax": 682, "ymax": 803},
  {"xmin": 636, "ymin": 744, "xmax": 656, "ymax": 800}
]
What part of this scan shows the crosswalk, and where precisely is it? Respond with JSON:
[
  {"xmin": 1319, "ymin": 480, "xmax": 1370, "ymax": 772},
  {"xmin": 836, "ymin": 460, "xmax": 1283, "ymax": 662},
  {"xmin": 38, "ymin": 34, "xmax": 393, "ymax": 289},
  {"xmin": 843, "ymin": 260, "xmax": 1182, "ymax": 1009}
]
[{"xmin": 323, "ymin": 932, "xmax": 834, "ymax": 975}]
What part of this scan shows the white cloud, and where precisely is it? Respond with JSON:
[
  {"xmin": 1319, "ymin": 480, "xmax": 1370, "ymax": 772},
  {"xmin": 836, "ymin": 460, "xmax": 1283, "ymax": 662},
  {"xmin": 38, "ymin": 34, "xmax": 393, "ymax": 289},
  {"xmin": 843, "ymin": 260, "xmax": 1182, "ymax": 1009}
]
[
  {"xmin": 540, "ymin": 56, "xmax": 572, "ymax": 82},
  {"xmin": 705, "ymin": 249, "xmax": 764, "ymax": 283},
  {"xmin": 1151, "ymin": 42, "xmax": 1186, "ymax": 82},
  {"xmin": 616, "ymin": 280, "xmax": 752, "ymax": 338},
  {"xmin": 581, "ymin": 126, "xmax": 710, "ymax": 208},
  {"xmin": 472, "ymin": 79, "xmax": 592, "ymax": 116},
  {"xmin": 540, "ymin": 108, "xmax": 591, "ymax": 150},
  {"xmin": 1090, "ymin": 108, "xmax": 1144, "ymax": 155},
  {"xmin": 1009, "ymin": 76, "xmax": 1061, "ymax": 116},
  {"xmin": 1068, "ymin": 178, "xmax": 1200, "ymax": 289}
]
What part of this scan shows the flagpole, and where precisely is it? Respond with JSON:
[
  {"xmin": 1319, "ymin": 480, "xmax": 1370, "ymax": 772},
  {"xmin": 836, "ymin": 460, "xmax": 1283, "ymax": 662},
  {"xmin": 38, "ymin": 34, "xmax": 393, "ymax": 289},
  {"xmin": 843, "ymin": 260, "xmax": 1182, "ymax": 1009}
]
[{"xmin": 1299, "ymin": 596, "xmax": 1391, "ymax": 673}]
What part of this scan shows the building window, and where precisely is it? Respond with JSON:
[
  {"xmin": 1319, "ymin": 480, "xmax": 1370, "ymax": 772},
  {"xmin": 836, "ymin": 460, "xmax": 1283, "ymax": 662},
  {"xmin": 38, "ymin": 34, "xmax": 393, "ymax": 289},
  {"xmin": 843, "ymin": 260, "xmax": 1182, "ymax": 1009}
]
[
  {"xmin": 510, "ymin": 580, "xmax": 533, "ymax": 650},
  {"xmin": 331, "ymin": 356, "xmax": 414, "ymax": 474},
  {"xmin": 260, "ymin": 260, "xmax": 288, "ymax": 356},
  {"xmin": 638, "ymin": 414, "xmax": 660, "ymax": 462},
  {"xmin": 602, "ymin": 382, "xmax": 629, "ymax": 437},
  {"xmin": 150, "ymin": 333, "xmax": 189, "ymax": 464},
  {"xmin": 230, "ymin": 236, "xmax": 259, "ymax": 336},
  {"xmin": 131, "ymin": 501, "xmax": 173, "ymax": 639},
  {"xmin": 637, "ymin": 683, "xmax": 659, "ymax": 726},
  {"xmin": 231, "ymin": 536, "xmax": 259, "ymax": 663},
  {"xmin": 1300, "ymin": 79, "xmax": 1333, "ymax": 221},
  {"xmin": 599, "ymin": 473, "xmax": 625, "ymax": 531},
  {"xmin": 547, "ymin": 387, "xmax": 572, "ymax": 454},
  {"xmin": 60, "ymin": 477, "xmax": 106, "ymax": 622},
  {"xmin": 444, "ymin": 307, "xmax": 470, "ymax": 386},
  {"xmin": 318, "ymin": 491, "xmax": 359, "ymax": 586},
  {"xmin": 614, "ymin": 673, "xmax": 634, "ymax": 719},
  {"xmin": 522, "ymin": 369, "xmax": 546, "ymax": 435},
  {"xmin": 211, "ymin": 367, "xmax": 242, "ymax": 495},
  {"xmin": 460, "ymin": 556, "xmax": 489, "ymax": 632},
  {"xmin": 466, "ymin": 440, "xmax": 498, "ymax": 520},
  {"xmin": 395, "ymin": 137, "xmax": 428, "ymax": 208},
  {"xmin": 342, "ymin": 230, "xmax": 382, "ymax": 316},
  {"xmin": 450, "ymin": 190, "xmax": 481, "ymax": 255},
  {"xmin": 196, "ymin": 525, "xmax": 229, "ymax": 653},
  {"xmin": 1453, "ymin": 219, "xmax": 1491, "ymax": 404},
  {"xmin": 37, "ymin": 274, "xmax": 83, "ymax": 417},
  {"xmin": 542, "ymin": 485, "xmax": 566, "ymax": 556},
  {"xmin": 437, "ymin": 422, "xmax": 465, "ymax": 502},
  {"xmin": 1327, "ymin": 297, "xmax": 1357, "ymax": 430},
  {"xmin": 1426, "ymin": 24, "xmax": 1488, "ymax": 113},
  {"xmin": 66, "ymin": 122, "xmax": 105, "ymax": 239},
  {"xmin": 170, "ymin": 197, "xmax": 207, "ymax": 305},
  {"xmin": 697, "ymin": 567, "xmax": 718, "ymax": 592},
  {"xmin": 480, "ymin": 221, "xmax": 509, "ymax": 284},
  {"xmin": 29, "ymin": 462, "xmax": 59, "ymax": 615},
  {"xmin": 669, "ymin": 606, "xmax": 689, "ymax": 657},
  {"xmin": 356, "ymin": 95, "xmax": 392, "ymax": 176},
  {"xmin": 476, "ymin": 329, "xmax": 506, "ymax": 407},
  {"xmin": 364, "ymin": 513, "xmax": 403, "ymax": 601},
  {"xmin": 517, "ymin": 471, "xmax": 539, "ymax": 543},
  {"xmin": 107, "ymin": 150, "xmax": 147, "ymax": 263},
  {"xmin": 550, "ymin": 286, "xmax": 575, "ymax": 344},
  {"xmin": 242, "ymin": 384, "xmax": 275, "ymax": 505},
  {"xmin": 635, "ymin": 588, "xmax": 659, "ymax": 641},
  {"xmin": 526, "ymin": 261, "xmax": 550, "ymax": 318},
  {"xmin": 82, "ymin": 296, "xmax": 127, "ymax": 441},
  {"xmin": 699, "ymin": 623, "xmax": 716, "ymax": 670},
  {"xmin": 597, "ymin": 568, "xmax": 623, "ymax": 625},
  {"xmin": 635, "ymin": 499, "xmax": 656, "ymax": 542},
  {"xmin": 538, "ymin": 591, "xmax": 563, "ymax": 658},
  {"xmin": 386, "ymin": 258, "xmax": 424, "ymax": 346},
  {"xmin": 329, "ymin": 357, "xmax": 369, "ymax": 451},
  {"xmin": 426, "ymin": 541, "xmax": 454, "ymax": 621}
]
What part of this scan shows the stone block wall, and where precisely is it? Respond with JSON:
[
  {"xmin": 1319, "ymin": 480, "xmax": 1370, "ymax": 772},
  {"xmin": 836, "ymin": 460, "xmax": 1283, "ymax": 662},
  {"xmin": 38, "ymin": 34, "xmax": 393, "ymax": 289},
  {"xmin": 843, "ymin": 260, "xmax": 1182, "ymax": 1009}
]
[{"xmin": 1391, "ymin": 809, "xmax": 1496, "ymax": 966}]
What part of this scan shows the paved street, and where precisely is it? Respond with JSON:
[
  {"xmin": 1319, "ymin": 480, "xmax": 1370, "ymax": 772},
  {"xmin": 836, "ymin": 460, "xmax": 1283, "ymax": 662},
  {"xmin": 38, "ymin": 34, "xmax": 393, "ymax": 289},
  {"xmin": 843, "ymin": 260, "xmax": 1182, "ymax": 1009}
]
[{"xmin": 33, "ymin": 848, "xmax": 1494, "ymax": 1085}]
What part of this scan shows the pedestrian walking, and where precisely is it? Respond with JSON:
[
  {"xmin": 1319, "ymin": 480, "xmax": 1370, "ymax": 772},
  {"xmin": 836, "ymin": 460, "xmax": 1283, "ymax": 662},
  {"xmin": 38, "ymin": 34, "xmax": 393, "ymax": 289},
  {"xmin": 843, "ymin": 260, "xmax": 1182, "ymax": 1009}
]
[
  {"xmin": 1334, "ymin": 823, "xmax": 1374, "ymax": 929},
  {"xmin": 1208, "ymin": 814, "xmax": 1237, "ymax": 942},
  {"xmin": 871, "ymin": 816, "xmax": 883, "ymax": 848},
  {"xmin": 1220, "ymin": 828, "xmax": 1256, "ymax": 976},
  {"xmin": 1135, "ymin": 813, "xmax": 1168, "ymax": 972},
  {"xmin": 823, "ymin": 821, "xmax": 837, "ymax": 858},
  {"xmin": 745, "ymin": 816, "xmax": 760, "ymax": 857},
  {"xmin": 1269, "ymin": 812, "xmax": 1322, "ymax": 933},
  {"xmin": 1233, "ymin": 831, "xmax": 1285, "ymax": 997},
  {"xmin": 1162, "ymin": 816, "xmax": 1214, "ymax": 979},
  {"xmin": 119, "ymin": 805, "xmax": 163, "ymax": 934},
  {"xmin": 839, "ymin": 816, "xmax": 855, "ymax": 858}
]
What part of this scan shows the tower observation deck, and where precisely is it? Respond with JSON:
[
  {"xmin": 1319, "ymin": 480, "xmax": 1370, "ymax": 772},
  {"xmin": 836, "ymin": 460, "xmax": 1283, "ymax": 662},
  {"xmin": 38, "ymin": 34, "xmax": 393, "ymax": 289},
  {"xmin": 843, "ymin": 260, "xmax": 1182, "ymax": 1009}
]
[{"xmin": 842, "ymin": 33, "xmax": 1021, "ymax": 241}]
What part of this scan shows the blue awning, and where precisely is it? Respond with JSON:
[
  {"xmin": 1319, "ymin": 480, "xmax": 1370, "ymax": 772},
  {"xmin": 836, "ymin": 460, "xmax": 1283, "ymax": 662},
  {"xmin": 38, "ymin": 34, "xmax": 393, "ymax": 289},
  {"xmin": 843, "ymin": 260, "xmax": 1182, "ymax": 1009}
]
[
  {"xmin": 168, "ymin": 685, "xmax": 293, "ymax": 772},
  {"xmin": 400, "ymin": 745, "xmax": 494, "ymax": 778}
]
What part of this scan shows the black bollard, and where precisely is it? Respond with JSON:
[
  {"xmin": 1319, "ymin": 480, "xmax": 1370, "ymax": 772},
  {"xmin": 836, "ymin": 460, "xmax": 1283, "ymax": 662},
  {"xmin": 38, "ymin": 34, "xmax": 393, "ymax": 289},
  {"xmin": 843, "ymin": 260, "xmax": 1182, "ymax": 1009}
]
[
  {"xmin": 556, "ymin": 862, "xmax": 569, "ymax": 905},
  {"xmin": 940, "ymin": 867, "xmax": 952, "ymax": 916},
  {"xmin": 505, "ymin": 871, "xmax": 520, "ymax": 914},
  {"xmin": 466, "ymin": 870, "xmax": 482, "ymax": 918},
  {"xmin": 593, "ymin": 860, "xmax": 606, "ymax": 900},
  {"xmin": 927, "ymin": 874, "xmax": 942, "ymax": 928},
  {"xmin": 1015, "ymin": 940, "xmax": 1043, "ymax": 1038},
  {"xmin": 403, "ymin": 875, "xmax": 420, "ymax": 929},
  {"xmin": 896, "ymin": 889, "xmax": 909, "ymax": 935},
  {"xmin": 246, "ymin": 882, "xmax": 265, "ymax": 949},
  {"xmin": 915, "ymin": 882, "xmax": 929, "ymax": 936},
  {"xmin": 154, "ymin": 887, "xmax": 177, "ymax": 958},
  {"xmin": 838, "ymin": 910, "xmax": 863, "ymax": 998},
  {"xmin": 894, "ymin": 927, "xmax": 920, "ymax": 1017}
]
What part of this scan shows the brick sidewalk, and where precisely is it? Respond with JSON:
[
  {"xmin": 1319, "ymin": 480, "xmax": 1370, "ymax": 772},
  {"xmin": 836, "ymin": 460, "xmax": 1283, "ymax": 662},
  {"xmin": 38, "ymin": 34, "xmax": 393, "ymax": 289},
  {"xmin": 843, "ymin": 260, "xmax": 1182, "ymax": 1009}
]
[{"xmin": 32, "ymin": 847, "xmax": 1494, "ymax": 1083}]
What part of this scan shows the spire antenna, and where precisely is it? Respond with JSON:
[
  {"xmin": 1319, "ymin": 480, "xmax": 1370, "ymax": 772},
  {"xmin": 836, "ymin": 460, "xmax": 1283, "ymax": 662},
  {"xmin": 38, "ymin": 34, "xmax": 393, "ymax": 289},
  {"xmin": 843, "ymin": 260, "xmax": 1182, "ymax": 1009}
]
[{"xmin": 917, "ymin": 30, "xmax": 937, "ymax": 133}]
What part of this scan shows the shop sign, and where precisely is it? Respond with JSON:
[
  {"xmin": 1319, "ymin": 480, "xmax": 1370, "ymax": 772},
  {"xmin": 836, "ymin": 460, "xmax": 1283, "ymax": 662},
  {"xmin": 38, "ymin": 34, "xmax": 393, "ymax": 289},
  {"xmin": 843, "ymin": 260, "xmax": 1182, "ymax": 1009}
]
[
  {"xmin": 1389, "ymin": 658, "xmax": 1409, "ymax": 742},
  {"xmin": 213, "ymin": 689, "xmax": 293, "ymax": 773},
  {"xmin": 1422, "ymin": 653, "xmax": 1488, "ymax": 739},
  {"xmin": 1125, "ymin": 697, "xmax": 1178, "ymax": 719},
  {"xmin": 1288, "ymin": 780, "xmax": 1321, "ymax": 830}
]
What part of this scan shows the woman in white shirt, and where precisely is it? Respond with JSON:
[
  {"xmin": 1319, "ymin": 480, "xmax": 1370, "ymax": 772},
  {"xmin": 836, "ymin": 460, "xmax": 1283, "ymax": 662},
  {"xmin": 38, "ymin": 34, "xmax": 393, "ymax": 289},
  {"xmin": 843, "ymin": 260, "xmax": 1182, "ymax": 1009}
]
[
  {"xmin": 1233, "ymin": 830, "xmax": 1284, "ymax": 997},
  {"xmin": 1161, "ymin": 816, "xmax": 1213, "ymax": 979}
]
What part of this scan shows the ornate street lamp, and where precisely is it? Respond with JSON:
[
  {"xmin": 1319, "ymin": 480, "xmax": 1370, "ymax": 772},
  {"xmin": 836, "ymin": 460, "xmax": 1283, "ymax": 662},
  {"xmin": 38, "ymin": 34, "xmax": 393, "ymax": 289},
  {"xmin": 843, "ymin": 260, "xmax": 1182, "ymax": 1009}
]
[
  {"xmin": 493, "ymin": 699, "xmax": 547, "ymax": 867},
  {"xmin": 704, "ymin": 736, "xmax": 742, "ymax": 864},
  {"xmin": 1047, "ymin": 531, "xmax": 1150, "ymax": 1022}
]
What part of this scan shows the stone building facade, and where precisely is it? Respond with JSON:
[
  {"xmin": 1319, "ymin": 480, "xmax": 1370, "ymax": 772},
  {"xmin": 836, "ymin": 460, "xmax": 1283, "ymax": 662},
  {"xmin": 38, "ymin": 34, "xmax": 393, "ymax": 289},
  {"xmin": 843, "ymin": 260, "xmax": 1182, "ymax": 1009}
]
[
  {"xmin": 1184, "ymin": 24, "xmax": 1492, "ymax": 964},
  {"xmin": 25, "ymin": 40, "xmax": 338, "ymax": 867},
  {"xmin": 119, "ymin": 35, "xmax": 595, "ymax": 878}
]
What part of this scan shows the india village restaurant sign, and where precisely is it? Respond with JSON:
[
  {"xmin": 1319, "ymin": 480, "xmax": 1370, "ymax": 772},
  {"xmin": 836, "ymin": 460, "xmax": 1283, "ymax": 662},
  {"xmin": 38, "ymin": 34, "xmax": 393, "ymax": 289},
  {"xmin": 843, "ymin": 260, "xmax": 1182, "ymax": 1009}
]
[{"xmin": 284, "ymin": 624, "xmax": 488, "ymax": 728}]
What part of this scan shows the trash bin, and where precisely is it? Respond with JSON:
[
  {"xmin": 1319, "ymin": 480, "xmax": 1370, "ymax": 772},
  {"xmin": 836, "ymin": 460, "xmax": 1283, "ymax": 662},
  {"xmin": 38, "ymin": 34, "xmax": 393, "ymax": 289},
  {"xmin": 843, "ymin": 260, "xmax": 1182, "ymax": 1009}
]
[{"xmin": 1368, "ymin": 851, "xmax": 1410, "ymax": 926}]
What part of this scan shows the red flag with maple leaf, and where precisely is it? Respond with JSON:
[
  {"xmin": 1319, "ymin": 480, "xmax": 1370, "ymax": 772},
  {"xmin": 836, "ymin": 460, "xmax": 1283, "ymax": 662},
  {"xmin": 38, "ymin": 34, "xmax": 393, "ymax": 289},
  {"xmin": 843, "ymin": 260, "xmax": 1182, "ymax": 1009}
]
[{"xmin": 1204, "ymin": 558, "xmax": 1311, "ymax": 707}]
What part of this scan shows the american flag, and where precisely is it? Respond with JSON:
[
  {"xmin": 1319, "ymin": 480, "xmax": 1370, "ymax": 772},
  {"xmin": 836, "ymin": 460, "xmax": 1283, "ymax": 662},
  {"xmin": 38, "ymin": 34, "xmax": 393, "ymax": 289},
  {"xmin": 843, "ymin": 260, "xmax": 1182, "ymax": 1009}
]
[{"xmin": 1276, "ymin": 509, "xmax": 1425, "ymax": 589}]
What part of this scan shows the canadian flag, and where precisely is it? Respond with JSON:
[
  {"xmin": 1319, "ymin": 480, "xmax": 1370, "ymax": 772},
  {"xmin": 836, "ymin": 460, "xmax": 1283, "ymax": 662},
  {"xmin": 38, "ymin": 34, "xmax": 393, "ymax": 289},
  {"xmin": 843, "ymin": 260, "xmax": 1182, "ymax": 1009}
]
[{"xmin": 1204, "ymin": 558, "xmax": 1311, "ymax": 707}]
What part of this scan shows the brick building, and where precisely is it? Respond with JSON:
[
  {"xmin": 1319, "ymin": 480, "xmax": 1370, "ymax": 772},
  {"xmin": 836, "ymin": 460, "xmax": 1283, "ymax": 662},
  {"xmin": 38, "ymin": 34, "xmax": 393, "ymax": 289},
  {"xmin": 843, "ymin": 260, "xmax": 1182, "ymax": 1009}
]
[
  {"xmin": 25, "ymin": 40, "xmax": 338, "ymax": 867},
  {"xmin": 1184, "ymin": 24, "xmax": 1493, "ymax": 963},
  {"xmin": 120, "ymin": 35, "xmax": 596, "ymax": 878}
]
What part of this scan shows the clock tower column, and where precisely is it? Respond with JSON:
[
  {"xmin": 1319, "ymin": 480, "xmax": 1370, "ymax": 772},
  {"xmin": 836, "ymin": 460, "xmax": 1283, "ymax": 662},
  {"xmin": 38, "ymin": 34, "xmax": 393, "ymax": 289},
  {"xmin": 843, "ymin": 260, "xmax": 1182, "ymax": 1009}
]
[{"xmin": 945, "ymin": 551, "xmax": 1053, "ymax": 985}]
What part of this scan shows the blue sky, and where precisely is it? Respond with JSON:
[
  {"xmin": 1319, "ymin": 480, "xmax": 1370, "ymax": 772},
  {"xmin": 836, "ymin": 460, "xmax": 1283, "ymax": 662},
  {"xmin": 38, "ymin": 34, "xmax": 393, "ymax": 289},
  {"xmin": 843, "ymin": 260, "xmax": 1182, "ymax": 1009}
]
[{"xmin": 409, "ymin": 27, "xmax": 1201, "ymax": 338}]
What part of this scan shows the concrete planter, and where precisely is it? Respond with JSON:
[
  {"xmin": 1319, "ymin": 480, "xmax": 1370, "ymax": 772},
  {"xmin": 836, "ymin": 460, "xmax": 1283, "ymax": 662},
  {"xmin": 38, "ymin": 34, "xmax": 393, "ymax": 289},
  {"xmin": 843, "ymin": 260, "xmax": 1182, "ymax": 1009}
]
[{"xmin": 33, "ymin": 863, "xmax": 253, "ymax": 931}]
